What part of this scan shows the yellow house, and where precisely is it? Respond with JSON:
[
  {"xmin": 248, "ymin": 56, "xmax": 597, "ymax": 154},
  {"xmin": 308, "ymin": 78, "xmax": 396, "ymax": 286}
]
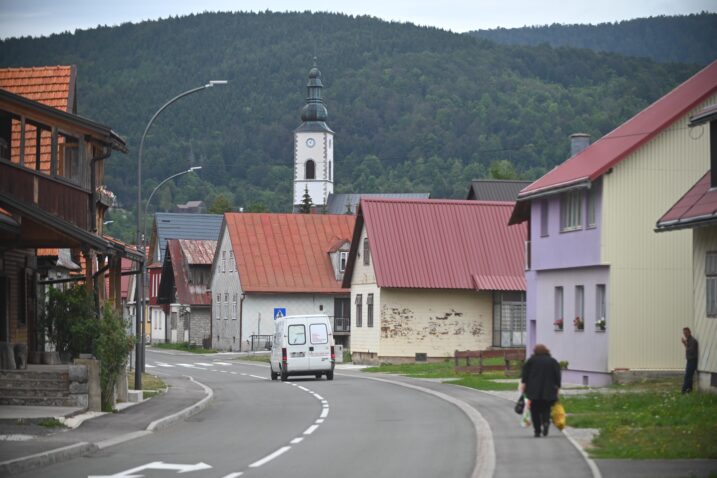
[
  {"xmin": 342, "ymin": 198, "xmax": 527, "ymax": 364},
  {"xmin": 657, "ymin": 103, "xmax": 717, "ymax": 392}
]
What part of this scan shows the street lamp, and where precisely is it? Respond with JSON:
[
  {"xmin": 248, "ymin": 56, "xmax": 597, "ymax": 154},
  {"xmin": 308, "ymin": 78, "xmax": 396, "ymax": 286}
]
[{"xmin": 135, "ymin": 81, "xmax": 227, "ymax": 389}]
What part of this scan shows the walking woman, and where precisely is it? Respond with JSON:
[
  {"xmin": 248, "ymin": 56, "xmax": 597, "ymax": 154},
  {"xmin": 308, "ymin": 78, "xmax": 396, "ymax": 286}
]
[{"xmin": 520, "ymin": 344, "xmax": 561, "ymax": 437}]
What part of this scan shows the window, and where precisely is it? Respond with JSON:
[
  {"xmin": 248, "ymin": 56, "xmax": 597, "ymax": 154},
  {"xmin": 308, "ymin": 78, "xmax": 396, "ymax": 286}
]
[
  {"xmin": 540, "ymin": 200, "xmax": 549, "ymax": 237},
  {"xmin": 310, "ymin": 323, "xmax": 328, "ymax": 344},
  {"xmin": 574, "ymin": 285, "xmax": 584, "ymax": 331},
  {"xmin": 492, "ymin": 291, "xmax": 526, "ymax": 347},
  {"xmin": 355, "ymin": 294, "xmax": 363, "ymax": 328},
  {"xmin": 596, "ymin": 284, "xmax": 607, "ymax": 330},
  {"xmin": 329, "ymin": 161, "xmax": 333, "ymax": 181},
  {"xmin": 288, "ymin": 324, "xmax": 306, "ymax": 345},
  {"xmin": 232, "ymin": 293, "xmax": 238, "ymax": 320},
  {"xmin": 229, "ymin": 252, "xmax": 234, "ymax": 272},
  {"xmin": 216, "ymin": 293, "xmax": 221, "ymax": 319},
  {"xmin": 560, "ymin": 190, "xmax": 583, "ymax": 232},
  {"xmin": 554, "ymin": 287, "xmax": 564, "ymax": 331},
  {"xmin": 339, "ymin": 251, "xmax": 348, "ymax": 273},
  {"xmin": 363, "ymin": 238, "xmax": 370, "ymax": 266},
  {"xmin": 224, "ymin": 292, "xmax": 229, "ymax": 320},
  {"xmin": 305, "ymin": 160, "xmax": 316, "ymax": 179},
  {"xmin": 367, "ymin": 293, "xmax": 374, "ymax": 327},
  {"xmin": 222, "ymin": 251, "xmax": 226, "ymax": 273},
  {"xmin": 707, "ymin": 252, "xmax": 717, "ymax": 317},
  {"xmin": 586, "ymin": 187, "xmax": 597, "ymax": 228}
]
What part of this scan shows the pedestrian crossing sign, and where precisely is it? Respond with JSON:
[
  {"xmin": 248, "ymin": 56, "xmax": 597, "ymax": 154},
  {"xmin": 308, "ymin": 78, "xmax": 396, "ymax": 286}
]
[{"xmin": 274, "ymin": 308, "xmax": 286, "ymax": 319}]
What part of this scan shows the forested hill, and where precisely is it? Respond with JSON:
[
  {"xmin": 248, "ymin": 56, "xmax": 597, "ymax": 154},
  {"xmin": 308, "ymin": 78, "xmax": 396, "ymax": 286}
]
[
  {"xmin": 469, "ymin": 12, "xmax": 717, "ymax": 65},
  {"xmin": 0, "ymin": 11, "xmax": 700, "ymax": 238}
]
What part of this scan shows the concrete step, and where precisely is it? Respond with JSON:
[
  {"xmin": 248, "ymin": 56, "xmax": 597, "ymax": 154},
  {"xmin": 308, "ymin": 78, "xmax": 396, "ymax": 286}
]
[
  {"xmin": 0, "ymin": 370, "xmax": 69, "ymax": 381},
  {"xmin": 0, "ymin": 379, "xmax": 69, "ymax": 390},
  {"xmin": 0, "ymin": 388, "xmax": 69, "ymax": 398},
  {"xmin": 0, "ymin": 396, "xmax": 76, "ymax": 407}
]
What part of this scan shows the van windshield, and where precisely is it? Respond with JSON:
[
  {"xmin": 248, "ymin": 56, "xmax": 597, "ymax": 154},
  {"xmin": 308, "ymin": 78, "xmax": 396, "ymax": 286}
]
[
  {"xmin": 310, "ymin": 323, "xmax": 328, "ymax": 344},
  {"xmin": 288, "ymin": 325, "xmax": 306, "ymax": 345}
]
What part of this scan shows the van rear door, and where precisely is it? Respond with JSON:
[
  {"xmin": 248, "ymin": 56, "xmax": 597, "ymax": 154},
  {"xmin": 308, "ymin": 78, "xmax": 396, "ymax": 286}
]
[
  {"xmin": 308, "ymin": 322, "xmax": 332, "ymax": 371},
  {"xmin": 286, "ymin": 321, "xmax": 310, "ymax": 371}
]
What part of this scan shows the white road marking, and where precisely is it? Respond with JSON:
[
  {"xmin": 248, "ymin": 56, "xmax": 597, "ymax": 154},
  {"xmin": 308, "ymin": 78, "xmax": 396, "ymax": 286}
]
[
  {"xmin": 248, "ymin": 446, "xmax": 291, "ymax": 468},
  {"xmin": 240, "ymin": 373, "xmax": 247, "ymax": 376},
  {"xmin": 249, "ymin": 374, "xmax": 268, "ymax": 380},
  {"xmin": 155, "ymin": 362, "xmax": 173, "ymax": 367},
  {"xmin": 298, "ymin": 386, "xmax": 309, "ymax": 392},
  {"xmin": 213, "ymin": 361, "xmax": 233, "ymax": 366},
  {"xmin": 320, "ymin": 408, "xmax": 329, "ymax": 418},
  {"xmin": 194, "ymin": 362, "xmax": 214, "ymax": 367},
  {"xmin": 145, "ymin": 364, "xmax": 156, "ymax": 368},
  {"xmin": 230, "ymin": 372, "xmax": 237, "ymax": 375},
  {"xmin": 290, "ymin": 437, "xmax": 304, "ymax": 444},
  {"xmin": 313, "ymin": 393, "xmax": 324, "ymax": 400},
  {"xmin": 303, "ymin": 424, "xmax": 319, "ymax": 435},
  {"xmin": 222, "ymin": 473, "xmax": 243, "ymax": 478},
  {"xmin": 315, "ymin": 419, "xmax": 324, "ymax": 424}
]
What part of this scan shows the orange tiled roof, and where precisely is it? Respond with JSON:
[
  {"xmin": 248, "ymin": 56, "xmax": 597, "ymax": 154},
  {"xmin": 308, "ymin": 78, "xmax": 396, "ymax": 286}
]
[
  {"xmin": 225, "ymin": 213, "xmax": 355, "ymax": 294},
  {"xmin": 0, "ymin": 66, "xmax": 75, "ymax": 173}
]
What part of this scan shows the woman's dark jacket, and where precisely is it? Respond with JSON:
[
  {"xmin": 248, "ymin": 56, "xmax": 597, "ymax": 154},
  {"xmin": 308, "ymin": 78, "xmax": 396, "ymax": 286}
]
[{"xmin": 521, "ymin": 354, "xmax": 561, "ymax": 401}]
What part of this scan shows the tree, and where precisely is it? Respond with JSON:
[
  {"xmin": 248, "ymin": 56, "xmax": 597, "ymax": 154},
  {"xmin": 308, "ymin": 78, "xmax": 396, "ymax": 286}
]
[
  {"xmin": 208, "ymin": 194, "xmax": 233, "ymax": 214},
  {"xmin": 298, "ymin": 186, "xmax": 313, "ymax": 214},
  {"xmin": 489, "ymin": 159, "xmax": 518, "ymax": 180}
]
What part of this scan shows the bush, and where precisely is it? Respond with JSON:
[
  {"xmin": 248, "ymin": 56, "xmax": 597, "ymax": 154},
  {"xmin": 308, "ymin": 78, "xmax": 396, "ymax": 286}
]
[
  {"xmin": 44, "ymin": 286, "xmax": 98, "ymax": 358},
  {"xmin": 95, "ymin": 304, "xmax": 135, "ymax": 411}
]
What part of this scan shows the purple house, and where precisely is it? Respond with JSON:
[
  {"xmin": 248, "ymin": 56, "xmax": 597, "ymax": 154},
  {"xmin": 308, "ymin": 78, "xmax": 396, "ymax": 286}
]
[{"xmin": 510, "ymin": 61, "xmax": 717, "ymax": 386}]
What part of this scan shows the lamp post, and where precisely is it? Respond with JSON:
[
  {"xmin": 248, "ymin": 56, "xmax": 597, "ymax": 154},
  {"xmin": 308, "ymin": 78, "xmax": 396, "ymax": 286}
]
[{"xmin": 135, "ymin": 81, "xmax": 227, "ymax": 390}]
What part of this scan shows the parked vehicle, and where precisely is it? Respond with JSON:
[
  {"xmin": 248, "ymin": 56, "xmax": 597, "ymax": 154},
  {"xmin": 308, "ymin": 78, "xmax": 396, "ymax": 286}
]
[{"xmin": 270, "ymin": 315, "xmax": 335, "ymax": 381}]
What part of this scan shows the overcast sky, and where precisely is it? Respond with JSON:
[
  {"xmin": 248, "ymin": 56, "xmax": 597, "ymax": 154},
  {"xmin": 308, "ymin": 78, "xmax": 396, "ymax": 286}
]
[{"xmin": 1, "ymin": 0, "xmax": 714, "ymax": 40}]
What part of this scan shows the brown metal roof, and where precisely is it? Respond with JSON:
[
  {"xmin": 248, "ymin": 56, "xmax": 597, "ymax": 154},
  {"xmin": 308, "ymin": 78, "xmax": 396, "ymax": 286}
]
[{"xmin": 179, "ymin": 239, "xmax": 216, "ymax": 265}]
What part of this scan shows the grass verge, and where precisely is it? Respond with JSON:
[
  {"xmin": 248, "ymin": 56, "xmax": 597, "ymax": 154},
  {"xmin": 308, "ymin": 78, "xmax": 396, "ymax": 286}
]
[
  {"xmin": 362, "ymin": 359, "xmax": 521, "ymax": 390},
  {"xmin": 38, "ymin": 417, "xmax": 65, "ymax": 428},
  {"xmin": 151, "ymin": 342, "xmax": 217, "ymax": 354},
  {"xmin": 239, "ymin": 354, "xmax": 271, "ymax": 363},
  {"xmin": 562, "ymin": 378, "xmax": 717, "ymax": 459},
  {"xmin": 128, "ymin": 372, "xmax": 167, "ymax": 398}
]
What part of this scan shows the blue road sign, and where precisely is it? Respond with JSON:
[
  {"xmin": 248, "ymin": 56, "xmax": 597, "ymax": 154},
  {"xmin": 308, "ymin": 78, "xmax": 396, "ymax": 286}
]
[{"xmin": 274, "ymin": 308, "xmax": 286, "ymax": 319}]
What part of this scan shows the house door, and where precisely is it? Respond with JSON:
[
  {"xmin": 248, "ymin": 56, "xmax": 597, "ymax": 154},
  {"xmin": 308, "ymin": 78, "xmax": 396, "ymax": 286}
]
[
  {"xmin": 333, "ymin": 298, "xmax": 350, "ymax": 332},
  {"xmin": 0, "ymin": 276, "xmax": 8, "ymax": 342}
]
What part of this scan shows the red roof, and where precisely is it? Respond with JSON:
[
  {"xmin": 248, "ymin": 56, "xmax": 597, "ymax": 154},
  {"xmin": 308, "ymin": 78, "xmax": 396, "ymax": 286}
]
[
  {"xmin": 656, "ymin": 171, "xmax": 717, "ymax": 231},
  {"xmin": 0, "ymin": 66, "xmax": 76, "ymax": 174},
  {"xmin": 517, "ymin": 60, "xmax": 717, "ymax": 201},
  {"xmin": 344, "ymin": 198, "xmax": 526, "ymax": 290},
  {"xmin": 164, "ymin": 239, "xmax": 216, "ymax": 305},
  {"xmin": 225, "ymin": 213, "xmax": 355, "ymax": 294}
]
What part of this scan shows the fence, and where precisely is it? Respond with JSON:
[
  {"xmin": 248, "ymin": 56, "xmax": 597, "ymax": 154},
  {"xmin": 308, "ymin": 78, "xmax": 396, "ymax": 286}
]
[
  {"xmin": 454, "ymin": 348, "xmax": 526, "ymax": 374},
  {"xmin": 250, "ymin": 335, "xmax": 274, "ymax": 351}
]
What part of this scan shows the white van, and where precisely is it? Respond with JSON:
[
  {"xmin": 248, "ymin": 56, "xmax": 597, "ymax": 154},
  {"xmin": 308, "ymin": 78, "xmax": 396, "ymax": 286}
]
[{"xmin": 270, "ymin": 315, "xmax": 335, "ymax": 381}]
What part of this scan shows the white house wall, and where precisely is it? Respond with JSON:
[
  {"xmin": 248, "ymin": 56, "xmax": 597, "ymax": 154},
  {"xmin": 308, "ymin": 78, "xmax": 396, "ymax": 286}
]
[
  {"xmin": 349, "ymin": 223, "xmax": 380, "ymax": 358},
  {"xmin": 601, "ymin": 92, "xmax": 716, "ymax": 371},
  {"xmin": 211, "ymin": 225, "xmax": 242, "ymax": 350},
  {"xmin": 693, "ymin": 225, "xmax": 717, "ymax": 391}
]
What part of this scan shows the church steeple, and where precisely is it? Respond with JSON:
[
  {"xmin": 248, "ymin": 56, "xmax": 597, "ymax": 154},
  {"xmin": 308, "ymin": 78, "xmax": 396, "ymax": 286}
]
[
  {"xmin": 301, "ymin": 58, "xmax": 328, "ymax": 123},
  {"xmin": 293, "ymin": 59, "xmax": 335, "ymax": 212}
]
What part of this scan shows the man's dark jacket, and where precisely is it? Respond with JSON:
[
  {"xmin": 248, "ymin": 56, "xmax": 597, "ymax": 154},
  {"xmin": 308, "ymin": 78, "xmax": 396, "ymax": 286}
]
[{"xmin": 521, "ymin": 354, "xmax": 561, "ymax": 401}]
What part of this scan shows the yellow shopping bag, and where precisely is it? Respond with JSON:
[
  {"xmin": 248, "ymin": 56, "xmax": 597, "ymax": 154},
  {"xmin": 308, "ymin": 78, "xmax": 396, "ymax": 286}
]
[{"xmin": 551, "ymin": 401, "xmax": 566, "ymax": 430}]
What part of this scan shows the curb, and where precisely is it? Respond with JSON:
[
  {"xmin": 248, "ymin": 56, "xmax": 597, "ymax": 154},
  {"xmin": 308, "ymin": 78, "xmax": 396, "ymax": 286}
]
[
  {"xmin": 0, "ymin": 376, "xmax": 214, "ymax": 475},
  {"xmin": 0, "ymin": 442, "xmax": 96, "ymax": 475},
  {"xmin": 146, "ymin": 375, "xmax": 213, "ymax": 432}
]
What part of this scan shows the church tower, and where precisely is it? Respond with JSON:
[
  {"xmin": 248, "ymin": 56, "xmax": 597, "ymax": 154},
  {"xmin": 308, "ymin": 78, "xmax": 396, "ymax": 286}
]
[{"xmin": 293, "ymin": 60, "xmax": 334, "ymax": 212}]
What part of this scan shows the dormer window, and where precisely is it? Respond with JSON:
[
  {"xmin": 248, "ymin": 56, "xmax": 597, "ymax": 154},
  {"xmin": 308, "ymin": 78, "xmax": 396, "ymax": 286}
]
[{"xmin": 339, "ymin": 251, "xmax": 348, "ymax": 272}]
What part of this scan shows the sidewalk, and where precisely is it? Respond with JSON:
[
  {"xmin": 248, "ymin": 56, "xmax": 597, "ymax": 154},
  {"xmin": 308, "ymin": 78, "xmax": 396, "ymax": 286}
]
[
  {"xmin": 0, "ymin": 374, "xmax": 210, "ymax": 475},
  {"xmin": 355, "ymin": 372, "xmax": 717, "ymax": 478}
]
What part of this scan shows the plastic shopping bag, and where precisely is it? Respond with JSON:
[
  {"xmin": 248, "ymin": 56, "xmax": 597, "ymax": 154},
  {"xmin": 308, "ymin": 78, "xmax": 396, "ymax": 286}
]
[
  {"xmin": 551, "ymin": 401, "xmax": 566, "ymax": 430},
  {"xmin": 520, "ymin": 399, "xmax": 532, "ymax": 428}
]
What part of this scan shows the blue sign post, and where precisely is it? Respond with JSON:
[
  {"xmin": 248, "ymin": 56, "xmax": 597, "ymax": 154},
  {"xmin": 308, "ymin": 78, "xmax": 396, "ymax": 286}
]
[{"xmin": 274, "ymin": 308, "xmax": 286, "ymax": 320}]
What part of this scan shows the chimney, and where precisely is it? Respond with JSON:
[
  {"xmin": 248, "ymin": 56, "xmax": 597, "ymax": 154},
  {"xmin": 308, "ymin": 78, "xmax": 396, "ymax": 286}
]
[{"xmin": 570, "ymin": 133, "xmax": 590, "ymax": 157}]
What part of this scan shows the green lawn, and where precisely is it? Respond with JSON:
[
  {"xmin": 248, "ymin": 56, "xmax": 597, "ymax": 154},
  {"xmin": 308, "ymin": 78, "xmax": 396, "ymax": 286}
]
[
  {"xmin": 239, "ymin": 354, "xmax": 271, "ymax": 363},
  {"xmin": 151, "ymin": 342, "xmax": 217, "ymax": 354},
  {"xmin": 562, "ymin": 379, "xmax": 717, "ymax": 459},
  {"xmin": 362, "ymin": 359, "xmax": 521, "ymax": 390}
]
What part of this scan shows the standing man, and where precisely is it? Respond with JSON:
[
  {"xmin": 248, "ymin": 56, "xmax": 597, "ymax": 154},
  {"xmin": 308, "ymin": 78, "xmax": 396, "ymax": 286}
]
[{"xmin": 681, "ymin": 327, "xmax": 698, "ymax": 394}]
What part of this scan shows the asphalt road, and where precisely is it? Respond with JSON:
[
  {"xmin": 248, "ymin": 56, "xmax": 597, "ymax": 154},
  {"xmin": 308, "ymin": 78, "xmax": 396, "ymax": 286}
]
[{"xmin": 13, "ymin": 349, "xmax": 476, "ymax": 478}]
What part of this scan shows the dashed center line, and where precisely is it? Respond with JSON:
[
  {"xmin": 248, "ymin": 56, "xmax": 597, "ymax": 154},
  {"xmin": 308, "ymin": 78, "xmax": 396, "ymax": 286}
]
[
  {"xmin": 303, "ymin": 424, "xmax": 319, "ymax": 435},
  {"xmin": 249, "ymin": 446, "xmax": 291, "ymax": 468}
]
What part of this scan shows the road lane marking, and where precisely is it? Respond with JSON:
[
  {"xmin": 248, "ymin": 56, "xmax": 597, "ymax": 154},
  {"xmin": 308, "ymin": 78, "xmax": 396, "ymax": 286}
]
[
  {"xmin": 315, "ymin": 419, "xmax": 324, "ymax": 424},
  {"xmin": 250, "ymin": 374, "xmax": 269, "ymax": 380},
  {"xmin": 303, "ymin": 424, "xmax": 319, "ymax": 435},
  {"xmin": 145, "ymin": 364, "xmax": 156, "ymax": 368},
  {"xmin": 230, "ymin": 372, "xmax": 237, "ymax": 375},
  {"xmin": 222, "ymin": 473, "xmax": 243, "ymax": 478},
  {"xmin": 320, "ymin": 408, "xmax": 329, "ymax": 418},
  {"xmin": 313, "ymin": 393, "xmax": 324, "ymax": 400},
  {"xmin": 155, "ymin": 362, "xmax": 173, "ymax": 367},
  {"xmin": 194, "ymin": 362, "xmax": 214, "ymax": 366},
  {"xmin": 298, "ymin": 386, "xmax": 309, "ymax": 391},
  {"xmin": 213, "ymin": 361, "xmax": 233, "ymax": 366},
  {"xmin": 248, "ymin": 446, "xmax": 291, "ymax": 468},
  {"xmin": 290, "ymin": 437, "xmax": 304, "ymax": 444}
]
